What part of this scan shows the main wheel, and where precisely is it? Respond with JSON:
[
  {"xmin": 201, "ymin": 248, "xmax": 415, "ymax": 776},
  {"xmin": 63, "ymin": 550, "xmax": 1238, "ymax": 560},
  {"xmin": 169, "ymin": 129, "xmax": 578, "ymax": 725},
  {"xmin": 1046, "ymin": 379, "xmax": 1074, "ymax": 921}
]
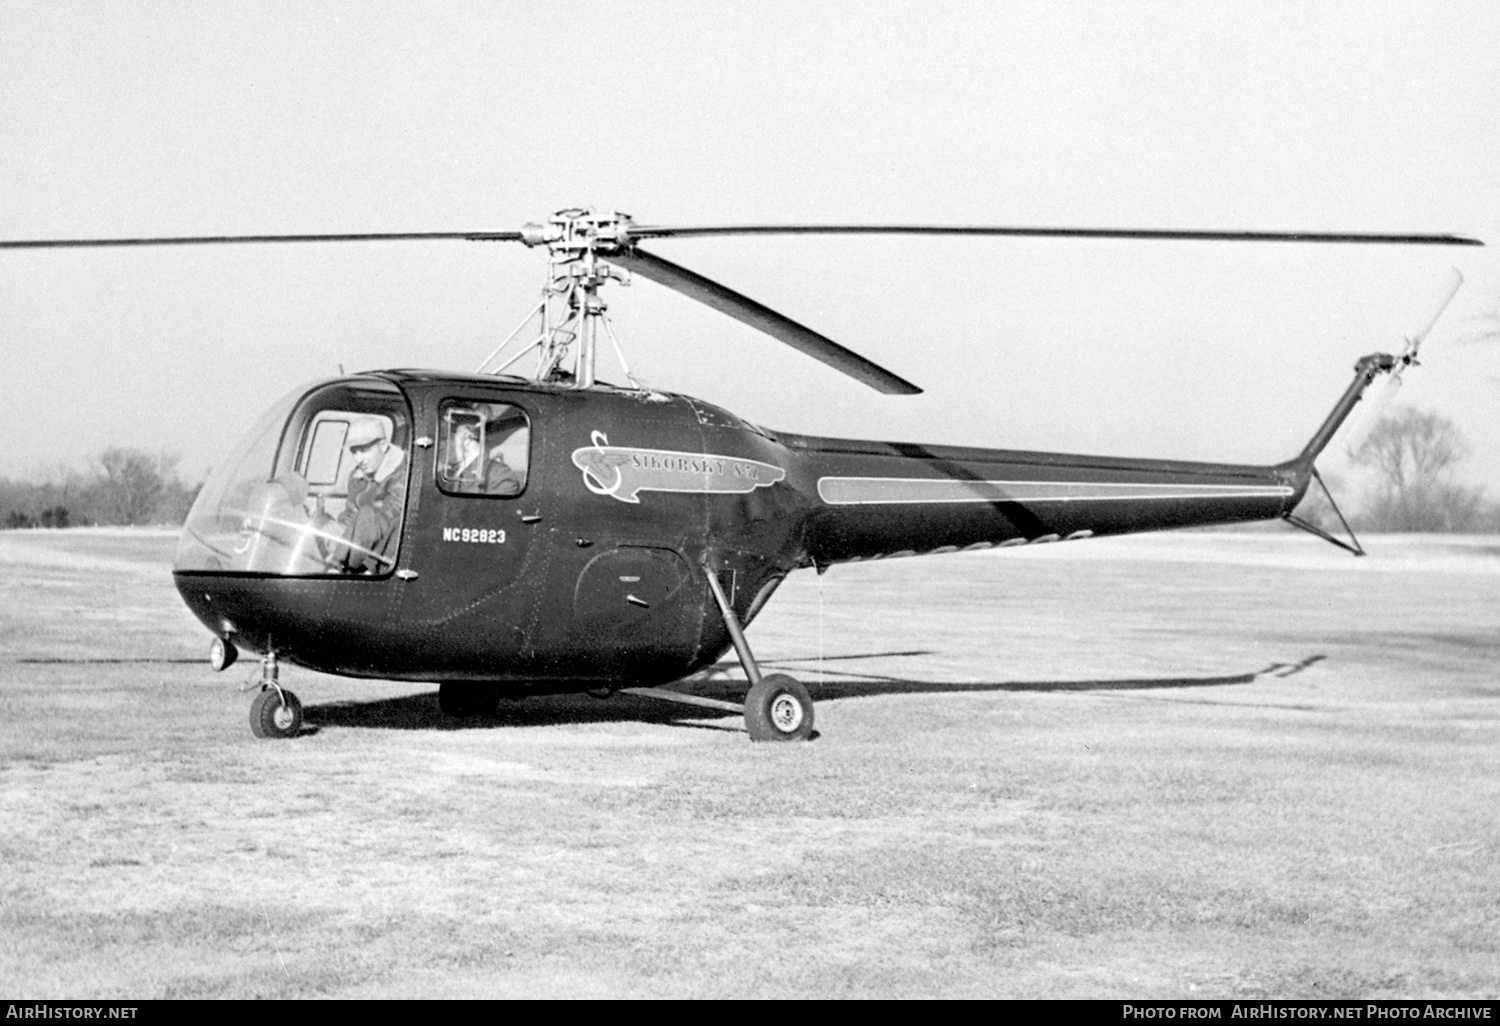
[
  {"xmin": 249, "ymin": 687, "xmax": 302, "ymax": 739},
  {"xmin": 438, "ymin": 683, "xmax": 499, "ymax": 718},
  {"xmin": 744, "ymin": 673, "xmax": 815, "ymax": 742}
]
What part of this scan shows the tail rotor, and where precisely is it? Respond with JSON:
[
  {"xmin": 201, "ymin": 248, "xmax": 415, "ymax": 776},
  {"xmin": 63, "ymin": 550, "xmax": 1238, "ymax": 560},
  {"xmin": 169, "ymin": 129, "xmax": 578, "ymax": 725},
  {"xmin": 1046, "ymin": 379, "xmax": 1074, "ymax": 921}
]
[{"xmin": 1340, "ymin": 267, "xmax": 1465, "ymax": 457}]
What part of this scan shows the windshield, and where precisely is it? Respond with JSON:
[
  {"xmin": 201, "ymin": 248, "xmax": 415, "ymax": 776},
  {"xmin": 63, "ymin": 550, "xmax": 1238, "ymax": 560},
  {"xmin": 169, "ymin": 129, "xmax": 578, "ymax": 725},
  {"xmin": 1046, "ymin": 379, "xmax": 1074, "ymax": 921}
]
[{"xmin": 174, "ymin": 378, "xmax": 412, "ymax": 576}]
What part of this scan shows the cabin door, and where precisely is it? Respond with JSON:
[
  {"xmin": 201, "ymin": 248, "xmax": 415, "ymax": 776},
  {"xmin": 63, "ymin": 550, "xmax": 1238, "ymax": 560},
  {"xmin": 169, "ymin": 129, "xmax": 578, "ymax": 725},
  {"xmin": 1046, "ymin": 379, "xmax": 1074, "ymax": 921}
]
[{"xmin": 396, "ymin": 391, "xmax": 546, "ymax": 633}]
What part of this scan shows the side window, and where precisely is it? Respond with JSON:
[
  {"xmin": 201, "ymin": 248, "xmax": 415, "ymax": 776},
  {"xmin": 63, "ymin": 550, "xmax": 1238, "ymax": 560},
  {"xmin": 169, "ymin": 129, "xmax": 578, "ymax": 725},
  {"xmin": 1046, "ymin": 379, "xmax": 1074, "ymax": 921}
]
[
  {"xmin": 301, "ymin": 417, "xmax": 350, "ymax": 487},
  {"xmin": 295, "ymin": 411, "xmax": 399, "ymax": 503},
  {"xmin": 438, "ymin": 401, "xmax": 529, "ymax": 498},
  {"xmin": 287, "ymin": 407, "xmax": 408, "ymax": 576}
]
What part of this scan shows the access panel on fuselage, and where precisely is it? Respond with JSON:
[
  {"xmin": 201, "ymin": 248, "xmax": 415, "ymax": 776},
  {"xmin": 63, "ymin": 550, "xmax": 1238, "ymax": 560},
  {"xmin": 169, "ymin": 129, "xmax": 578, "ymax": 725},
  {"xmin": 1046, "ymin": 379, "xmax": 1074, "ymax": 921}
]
[{"xmin": 571, "ymin": 545, "xmax": 697, "ymax": 656}]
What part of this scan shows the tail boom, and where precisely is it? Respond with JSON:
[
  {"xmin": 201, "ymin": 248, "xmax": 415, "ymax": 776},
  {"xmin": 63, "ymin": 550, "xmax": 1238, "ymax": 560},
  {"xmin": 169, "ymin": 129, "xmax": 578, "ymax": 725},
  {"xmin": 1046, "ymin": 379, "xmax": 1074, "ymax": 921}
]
[
  {"xmin": 780, "ymin": 435, "xmax": 1298, "ymax": 566},
  {"xmin": 1280, "ymin": 351, "xmax": 1399, "ymax": 480},
  {"xmin": 774, "ymin": 346, "xmax": 1418, "ymax": 567}
]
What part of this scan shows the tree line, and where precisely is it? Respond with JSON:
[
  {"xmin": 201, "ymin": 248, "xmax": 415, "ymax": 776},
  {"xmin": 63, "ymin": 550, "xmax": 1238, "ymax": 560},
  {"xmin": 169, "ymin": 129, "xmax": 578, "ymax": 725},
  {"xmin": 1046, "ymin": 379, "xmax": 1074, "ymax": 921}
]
[
  {"xmin": 1307, "ymin": 407, "xmax": 1500, "ymax": 533},
  {"xmin": 1, "ymin": 410, "xmax": 1496, "ymax": 532},
  {"xmin": 0, "ymin": 448, "xmax": 200, "ymax": 529}
]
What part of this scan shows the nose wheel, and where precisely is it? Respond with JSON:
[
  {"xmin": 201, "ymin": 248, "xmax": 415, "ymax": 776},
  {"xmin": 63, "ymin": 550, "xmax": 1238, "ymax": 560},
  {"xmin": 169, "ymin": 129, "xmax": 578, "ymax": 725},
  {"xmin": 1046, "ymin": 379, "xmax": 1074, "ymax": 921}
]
[
  {"xmin": 249, "ymin": 686, "xmax": 303, "ymax": 739},
  {"xmin": 244, "ymin": 650, "xmax": 303, "ymax": 739}
]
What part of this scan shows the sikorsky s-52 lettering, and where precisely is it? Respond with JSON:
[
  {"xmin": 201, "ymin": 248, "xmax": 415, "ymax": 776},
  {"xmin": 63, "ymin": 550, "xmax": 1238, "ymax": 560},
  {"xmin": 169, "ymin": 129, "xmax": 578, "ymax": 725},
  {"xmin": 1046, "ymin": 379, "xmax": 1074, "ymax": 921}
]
[{"xmin": 0, "ymin": 211, "xmax": 1481, "ymax": 740}]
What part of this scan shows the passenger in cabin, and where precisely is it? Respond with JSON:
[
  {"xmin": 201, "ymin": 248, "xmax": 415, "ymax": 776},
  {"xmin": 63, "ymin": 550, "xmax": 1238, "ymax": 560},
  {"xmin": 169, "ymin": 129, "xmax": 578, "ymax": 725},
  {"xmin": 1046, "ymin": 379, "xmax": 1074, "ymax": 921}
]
[
  {"xmin": 483, "ymin": 433, "xmax": 523, "ymax": 497},
  {"xmin": 322, "ymin": 416, "xmax": 407, "ymax": 573},
  {"xmin": 444, "ymin": 421, "xmax": 522, "ymax": 496},
  {"xmin": 444, "ymin": 422, "xmax": 484, "ymax": 489}
]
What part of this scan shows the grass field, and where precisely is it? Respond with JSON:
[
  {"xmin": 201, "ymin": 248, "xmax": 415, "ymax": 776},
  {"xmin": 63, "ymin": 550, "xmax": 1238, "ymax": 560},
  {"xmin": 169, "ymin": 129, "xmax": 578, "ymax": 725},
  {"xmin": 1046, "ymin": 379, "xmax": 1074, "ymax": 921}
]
[{"xmin": 1, "ymin": 527, "xmax": 1497, "ymax": 999}]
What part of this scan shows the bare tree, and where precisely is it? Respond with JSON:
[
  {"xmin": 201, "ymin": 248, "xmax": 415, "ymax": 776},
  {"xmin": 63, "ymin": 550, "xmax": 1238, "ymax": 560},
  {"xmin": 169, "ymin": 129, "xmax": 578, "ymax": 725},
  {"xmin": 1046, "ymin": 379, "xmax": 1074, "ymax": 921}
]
[
  {"xmin": 1351, "ymin": 407, "xmax": 1487, "ymax": 531},
  {"xmin": 4, "ymin": 449, "xmax": 201, "ymax": 527},
  {"xmin": 91, "ymin": 448, "xmax": 169, "ymax": 525}
]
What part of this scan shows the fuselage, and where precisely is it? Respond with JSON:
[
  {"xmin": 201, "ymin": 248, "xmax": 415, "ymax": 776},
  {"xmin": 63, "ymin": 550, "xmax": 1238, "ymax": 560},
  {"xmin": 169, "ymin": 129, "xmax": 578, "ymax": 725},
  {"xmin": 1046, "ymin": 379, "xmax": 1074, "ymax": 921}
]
[{"xmin": 172, "ymin": 370, "xmax": 1314, "ymax": 691}]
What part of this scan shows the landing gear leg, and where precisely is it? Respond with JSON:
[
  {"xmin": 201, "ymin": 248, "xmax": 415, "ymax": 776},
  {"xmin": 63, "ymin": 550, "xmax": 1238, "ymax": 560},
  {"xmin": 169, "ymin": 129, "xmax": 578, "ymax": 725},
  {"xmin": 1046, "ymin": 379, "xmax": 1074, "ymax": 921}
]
[
  {"xmin": 702, "ymin": 561, "xmax": 814, "ymax": 742},
  {"xmin": 248, "ymin": 651, "xmax": 302, "ymax": 739}
]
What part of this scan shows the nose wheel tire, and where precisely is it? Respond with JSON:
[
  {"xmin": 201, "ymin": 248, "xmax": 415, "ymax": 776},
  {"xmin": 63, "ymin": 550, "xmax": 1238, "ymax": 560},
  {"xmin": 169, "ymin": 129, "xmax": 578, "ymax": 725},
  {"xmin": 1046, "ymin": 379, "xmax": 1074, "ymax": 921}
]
[
  {"xmin": 249, "ymin": 687, "xmax": 303, "ymax": 739},
  {"xmin": 744, "ymin": 673, "xmax": 815, "ymax": 742}
]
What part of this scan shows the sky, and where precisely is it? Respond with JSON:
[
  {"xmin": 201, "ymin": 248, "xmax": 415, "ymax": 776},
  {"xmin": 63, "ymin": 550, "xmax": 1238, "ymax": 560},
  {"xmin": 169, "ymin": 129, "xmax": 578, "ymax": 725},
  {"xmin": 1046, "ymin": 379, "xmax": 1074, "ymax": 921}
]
[{"xmin": 2, "ymin": 1, "xmax": 1497, "ymax": 499}]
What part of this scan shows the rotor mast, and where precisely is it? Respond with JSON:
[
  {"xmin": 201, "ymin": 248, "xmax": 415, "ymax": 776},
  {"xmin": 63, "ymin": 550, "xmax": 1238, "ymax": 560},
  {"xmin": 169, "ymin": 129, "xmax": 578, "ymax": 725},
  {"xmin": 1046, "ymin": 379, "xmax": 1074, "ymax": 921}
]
[{"xmin": 512, "ymin": 209, "xmax": 635, "ymax": 389}]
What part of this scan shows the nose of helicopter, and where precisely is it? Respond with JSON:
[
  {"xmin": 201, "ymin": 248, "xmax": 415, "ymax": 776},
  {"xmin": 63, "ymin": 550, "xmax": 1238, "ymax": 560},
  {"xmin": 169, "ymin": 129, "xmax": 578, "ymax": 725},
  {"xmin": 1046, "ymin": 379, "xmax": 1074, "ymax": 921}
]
[{"xmin": 174, "ymin": 573, "xmax": 290, "ymax": 664}]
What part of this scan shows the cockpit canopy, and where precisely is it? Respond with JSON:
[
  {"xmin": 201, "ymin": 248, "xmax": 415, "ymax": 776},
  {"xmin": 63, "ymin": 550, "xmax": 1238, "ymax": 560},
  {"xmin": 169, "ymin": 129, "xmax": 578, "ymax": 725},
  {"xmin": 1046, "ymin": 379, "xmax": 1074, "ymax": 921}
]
[{"xmin": 174, "ymin": 378, "xmax": 412, "ymax": 576}]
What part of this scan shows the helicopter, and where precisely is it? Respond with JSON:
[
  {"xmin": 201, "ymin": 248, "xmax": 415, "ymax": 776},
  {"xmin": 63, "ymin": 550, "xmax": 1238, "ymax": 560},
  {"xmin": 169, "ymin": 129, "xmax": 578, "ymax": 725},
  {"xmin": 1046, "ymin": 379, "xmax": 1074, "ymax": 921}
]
[{"xmin": 0, "ymin": 210, "xmax": 1482, "ymax": 741}]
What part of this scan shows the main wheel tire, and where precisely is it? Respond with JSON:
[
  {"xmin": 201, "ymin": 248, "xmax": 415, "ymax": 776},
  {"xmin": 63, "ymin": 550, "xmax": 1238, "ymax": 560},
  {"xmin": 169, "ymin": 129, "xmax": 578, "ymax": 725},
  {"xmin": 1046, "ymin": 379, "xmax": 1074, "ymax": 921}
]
[
  {"xmin": 438, "ymin": 683, "xmax": 499, "ymax": 718},
  {"xmin": 249, "ymin": 687, "xmax": 302, "ymax": 739},
  {"xmin": 744, "ymin": 673, "xmax": 815, "ymax": 742}
]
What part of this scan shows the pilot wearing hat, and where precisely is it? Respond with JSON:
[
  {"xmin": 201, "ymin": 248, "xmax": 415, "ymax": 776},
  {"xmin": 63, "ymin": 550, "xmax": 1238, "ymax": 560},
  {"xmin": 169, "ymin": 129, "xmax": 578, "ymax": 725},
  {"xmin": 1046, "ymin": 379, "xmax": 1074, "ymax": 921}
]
[{"xmin": 326, "ymin": 416, "xmax": 407, "ymax": 574}]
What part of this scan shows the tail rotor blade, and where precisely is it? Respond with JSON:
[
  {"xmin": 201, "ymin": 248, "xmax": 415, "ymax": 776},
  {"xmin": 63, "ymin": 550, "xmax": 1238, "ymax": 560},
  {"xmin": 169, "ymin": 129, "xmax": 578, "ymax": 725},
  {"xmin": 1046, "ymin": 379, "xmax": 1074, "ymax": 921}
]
[
  {"xmin": 1340, "ymin": 269, "xmax": 1464, "ymax": 458},
  {"xmin": 1403, "ymin": 267, "xmax": 1465, "ymax": 356}
]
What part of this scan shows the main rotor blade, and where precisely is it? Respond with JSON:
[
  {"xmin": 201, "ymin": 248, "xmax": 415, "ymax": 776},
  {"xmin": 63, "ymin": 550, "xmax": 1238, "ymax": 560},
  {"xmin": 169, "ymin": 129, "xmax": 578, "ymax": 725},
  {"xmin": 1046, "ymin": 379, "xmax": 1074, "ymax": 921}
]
[
  {"xmin": 0, "ymin": 230, "xmax": 524, "ymax": 250},
  {"xmin": 627, "ymin": 224, "xmax": 1484, "ymax": 246},
  {"xmin": 609, "ymin": 246, "xmax": 922, "ymax": 395}
]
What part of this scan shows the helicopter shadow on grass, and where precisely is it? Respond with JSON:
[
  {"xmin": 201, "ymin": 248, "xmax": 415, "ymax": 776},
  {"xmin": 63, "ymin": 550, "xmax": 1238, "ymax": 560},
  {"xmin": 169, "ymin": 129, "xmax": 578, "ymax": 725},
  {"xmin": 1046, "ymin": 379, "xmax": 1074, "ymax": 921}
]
[{"xmin": 299, "ymin": 651, "xmax": 1326, "ymax": 734}]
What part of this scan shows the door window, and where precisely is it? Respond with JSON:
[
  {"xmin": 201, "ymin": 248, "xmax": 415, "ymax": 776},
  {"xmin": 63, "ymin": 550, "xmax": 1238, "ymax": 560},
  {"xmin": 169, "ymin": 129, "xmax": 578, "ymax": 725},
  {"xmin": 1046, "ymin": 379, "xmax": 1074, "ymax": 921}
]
[{"xmin": 437, "ymin": 401, "xmax": 530, "ymax": 498}]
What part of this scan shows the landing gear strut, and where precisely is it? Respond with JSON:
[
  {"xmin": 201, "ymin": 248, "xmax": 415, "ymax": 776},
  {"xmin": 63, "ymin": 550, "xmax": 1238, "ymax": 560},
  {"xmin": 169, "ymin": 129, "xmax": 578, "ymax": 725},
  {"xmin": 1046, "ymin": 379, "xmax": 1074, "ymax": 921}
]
[
  {"xmin": 247, "ymin": 651, "xmax": 302, "ymax": 739},
  {"xmin": 703, "ymin": 561, "xmax": 814, "ymax": 741},
  {"xmin": 616, "ymin": 562, "xmax": 815, "ymax": 740}
]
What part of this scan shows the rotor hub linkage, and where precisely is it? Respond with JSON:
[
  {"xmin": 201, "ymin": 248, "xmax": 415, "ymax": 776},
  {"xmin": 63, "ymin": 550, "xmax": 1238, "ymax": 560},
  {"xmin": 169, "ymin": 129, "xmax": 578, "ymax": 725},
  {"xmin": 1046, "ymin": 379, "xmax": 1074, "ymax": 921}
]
[{"xmin": 520, "ymin": 208, "xmax": 636, "ymax": 256}]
